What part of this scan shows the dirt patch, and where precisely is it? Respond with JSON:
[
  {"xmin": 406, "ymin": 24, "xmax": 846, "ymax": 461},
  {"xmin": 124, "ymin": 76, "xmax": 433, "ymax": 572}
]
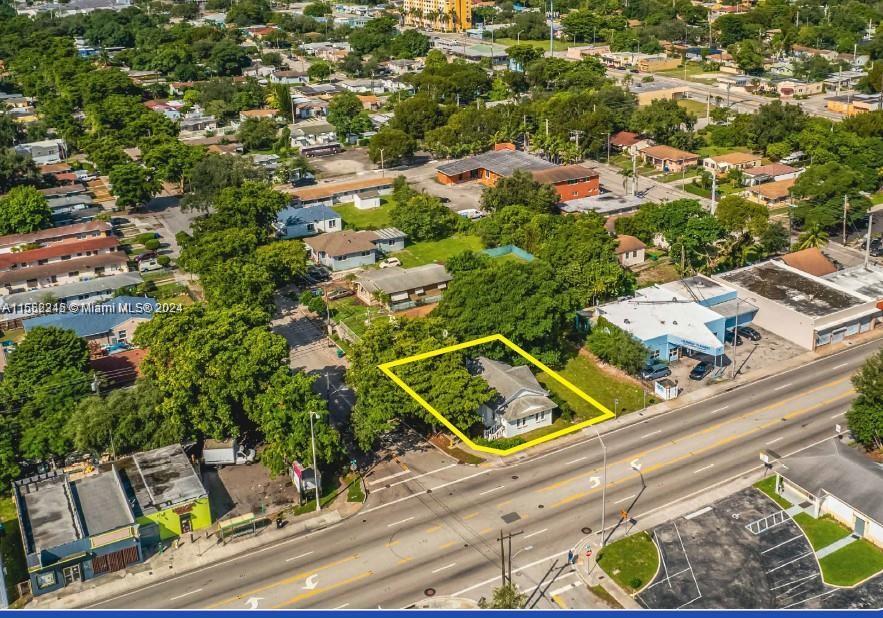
[
  {"xmin": 396, "ymin": 303, "xmax": 437, "ymax": 318},
  {"xmin": 204, "ymin": 462, "xmax": 298, "ymax": 521},
  {"xmin": 429, "ymin": 434, "xmax": 484, "ymax": 465}
]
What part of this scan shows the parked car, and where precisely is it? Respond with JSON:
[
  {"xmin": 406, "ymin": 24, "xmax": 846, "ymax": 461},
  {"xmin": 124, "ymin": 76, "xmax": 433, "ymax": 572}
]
[
  {"xmin": 689, "ymin": 361, "xmax": 713, "ymax": 381},
  {"xmin": 203, "ymin": 438, "xmax": 255, "ymax": 468},
  {"xmin": 138, "ymin": 258, "xmax": 163, "ymax": 273},
  {"xmin": 737, "ymin": 326, "xmax": 762, "ymax": 342},
  {"xmin": 308, "ymin": 286, "xmax": 323, "ymax": 296},
  {"xmin": 308, "ymin": 265, "xmax": 331, "ymax": 282},
  {"xmin": 134, "ymin": 251, "xmax": 157, "ymax": 263},
  {"xmin": 326, "ymin": 287, "xmax": 354, "ymax": 301},
  {"xmin": 641, "ymin": 362, "xmax": 671, "ymax": 381},
  {"xmin": 724, "ymin": 330, "xmax": 743, "ymax": 346},
  {"xmin": 380, "ymin": 257, "xmax": 401, "ymax": 269}
]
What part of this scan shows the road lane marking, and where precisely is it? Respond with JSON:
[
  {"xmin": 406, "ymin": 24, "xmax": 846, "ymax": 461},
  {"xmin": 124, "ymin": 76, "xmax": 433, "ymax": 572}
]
[
  {"xmin": 832, "ymin": 362, "xmax": 849, "ymax": 370},
  {"xmin": 552, "ymin": 595, "xmax": 567, "ymax": 608},
  {"xmin": 425, "ymin": 525, "xmax": 443, "ymax": 534},
  {"xmin": 614, "ymin": 495, "xmax": 635, "ymax": 505},
  {"xmin": 334, "ymin": 603, "xmax": 350, "ymax": 609},
  {"xmin": 387, "ymin": 516, "xmax": 415, "ymax": 528},
  {"xmin": 285, "ymin": 551, "xmax": 315, "ymax": 563},
  {"xmin": 479, "ymin": 528, "xmax": 493, "ymax": 536},
  {"xmin": 372, "ymin": 463, "xmax": 459, "ymax": 492},
  {"xmin": 479, "ymin": 486, "xmax": 505, "ymax": 496},
  {"xmin": 830, "ymin": 412, "xmax": 845, "ymax": 418},
  {"xmin": 454, "ymin": 552, "xmax": 568, "ymax": 596},
  {"xmin": 386, "ymin": 540, "xmax": 400, "ymax": 548},
  {"xmin": 207, "ymin": 555, "xmax": 358, "ymax": 608},
  {"xmin": 274, "ymin": 571, "xmax": 373, "ymax": 608},
  {"xmin": 463, "ymin": 512, "xmax": 479, "ymax": 521},
  {"xmin": 398, "ymin": 557, "xmax": 413, "ymax": 565},
  {"xmin": 431, "ymin": 562, "xmax": 457, "ymax": 574},
  {"xmin": 766, "ymin": 437, "xmax": 783, "ymax": 445},
  {"xmin": 550, "ymin": 582, "xmax": 577, "ymax": 596},
  {"xmin": 362, "ymin": 469, "xmax": 491, "ymax": 515},
  {"xmin": 641, "ymin": 430, "xmax": 662, "ymax": 438},
  {"xmin": 684, "ymin": 506, "xmax": 712, "ymax": 520},
  {"xmin": 440, "ymin": 540, "xmax": 458, "ymax": 550},
  {"xmin": 523, "ymin": 528, "xmax": 548, "ymax": 539},
  {"xmin": 710, "ymin": 405, "xmax": 729, "ymax": 413},
  {"xmin": 566, "ymin": 456, "xmax": 588, "ymax": 465},
  {"xmin": 170, "ymin": 589, "xmax": 203, "ymax": 601},
  {"xmin": 497, "ymin": 500, "xmax": 512, "ymax": 508},
  {"xmin": 773, "ymin": 383, "xmax": 793, "ymax": 391},
  {"xmin": 369, "ymin": 470, "xmax": 410, "ymax": 485}
]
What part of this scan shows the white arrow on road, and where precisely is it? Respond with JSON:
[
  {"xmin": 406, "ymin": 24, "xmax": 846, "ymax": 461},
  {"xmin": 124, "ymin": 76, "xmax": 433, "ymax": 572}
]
[
  {"xmin": 630, "ymin": 459, "xmax": 642, "ymax": 471},
  {"xmin": 303, "ymin": 574, "xmax": 319, "ymax": 590},
  {"xmin": 245, "ymin": 597, "xmax": 263, "ymax": 609},
  {"xmin": 588, "ymin": 476, "xmax": 600, "ymax": 489}
]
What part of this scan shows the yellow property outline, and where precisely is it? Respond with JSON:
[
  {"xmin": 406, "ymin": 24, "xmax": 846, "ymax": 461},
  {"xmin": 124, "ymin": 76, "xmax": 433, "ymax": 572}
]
[{"xmin": 378, "ymin": 334, "xmax": 615, "ymax": 456}]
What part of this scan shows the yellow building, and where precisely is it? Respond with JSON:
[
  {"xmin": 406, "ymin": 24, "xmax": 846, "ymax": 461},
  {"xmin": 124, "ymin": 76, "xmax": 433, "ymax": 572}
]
[{"xmin": 404, "ymin": 0, "xmax": 472, "ymax": 32}]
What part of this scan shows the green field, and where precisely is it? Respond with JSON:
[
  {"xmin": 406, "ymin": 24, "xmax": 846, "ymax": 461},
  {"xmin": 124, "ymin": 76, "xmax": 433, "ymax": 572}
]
[
  {"xmin": 753, "ymin": 476, "xmax": 792, "ymax": 509},
  {"xmin": 597, "ymin": 531, "xmax": 660, "ymax": 593},
  {"xmin": 538, "ymin": 352, "xmax": 649, "ymax": 420},
  {"xmin": 0, "ymin": 496, "xmax": 26, "ymax": 603},
  {"xmin": 333, "ymin": 199, "xmax": 395, "ymax": 230},
  {"xmin": 793, "ymin": 513, "xmax": 851, "ymax": 551},
  {"xmin": 495, "ymin": 37, "xmax": 574, "ymax": 52},
  {"xmin": 677, "ymin": 98, "xmax": 708, "ymax": 117},
  {"xmin": 819, "ymin": 539, "xmax": 883, "ymax": 587},
  {"xmin": 396, "ymin": 234, "xmax": 484, "ymax": 268}
]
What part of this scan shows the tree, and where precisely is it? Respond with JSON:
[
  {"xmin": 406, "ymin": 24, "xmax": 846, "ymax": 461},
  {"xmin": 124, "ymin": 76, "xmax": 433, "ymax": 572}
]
[
  {"xmin": 629, "ymin": 99, "xmax": 694, "ymax": 145},
  {"xmin": 0, "ymin": 147, "xmax": 40, "ymax": 192},
  {"xmin": 209, "ymin": 39, "xmax": 252, "ymax": 76},
  {"xmin": 254, "ymin": 240, "xmax": 308, "ymax": 284},
  {"xmin": 308, "ymin": 60, "xmax": 333, "ymax": 82},
  {"xmin": 238, "ymin": 117, "xmax": 279, "ymax": 152},
  {"xmin": 390, "ymin": 95, "xmax": 444, "ymax": 139},
  {"xmin": 848, "ymin": 350, "xmax": 883, "ymax": 450},
  {"xmin": 728, "ymin": 39, "xmax": 764, "ymax": 75},
  {"xmin": 481, "ymin": 170, "xmax": 560, "ymax": 214},
  {"xmin": 587, "ymin": 319, "xmax": 648, "ymax": 374},
  {"xmin": 368, "ymin": 128, "xmax": 416, "ymax": 167},
  {"xmin": 328, "ymin": 92, "xmax": 372, "ymax": 137},
  {"xmin": 183, "ymin": 154, "xmax": 267, "ymax": 211},
  {"xmin": 715, "ymin": 195, "xmax": 769, "ymax": 237},
  {"xmin": 266, "ymin": 83, "xmax": 292, "ymax": 120},
  {"xmin": 796, "ymin": 223, "xmax": 829, "ymax": 250},
  {"xmin": 142, "ymin": 140, "xmax": 202, "ymax": 192},
  {"xmin": 250, "ymin": 369, "xmax": 341, "ymax": 474},
  {"xmin": 303, "ymin": 1, "xmax": 331, "ymax": 17},
  {"xmin": 109, "ymin": 163, "xmax": 161, "ymax": 211},
  {"xmin": 0, "ymin": 115, "xmax": 23, "ymax": 149},
  {"xmin": 479, "ymin": 583, "xmax": 527, "ymax": 609},
  {"xmin": 0, "ymin": 186, "xmax": 51, "ymax": 234},
  {"xmin": 791, "ymin": 162, "xmax": 870, "ymax": 230},
  {"xmin": 390, "ymin": 193, "xmax": 459, "ymax": 241},
  {"xmin": 505, "ymin": 44, "xmax": 542, "ymax": 71}
]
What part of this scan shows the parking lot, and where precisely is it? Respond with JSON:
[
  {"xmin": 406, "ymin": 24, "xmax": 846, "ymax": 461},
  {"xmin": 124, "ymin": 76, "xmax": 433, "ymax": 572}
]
[{"xmin": 638, "ymin": 486, "xmax": 883, "ymax": 609}]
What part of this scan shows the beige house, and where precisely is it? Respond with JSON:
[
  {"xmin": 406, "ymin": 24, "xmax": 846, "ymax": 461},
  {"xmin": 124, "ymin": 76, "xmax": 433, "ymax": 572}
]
[
  {"xmin": 639, "ymin": 145, "xmax": 699, "ymax": 172},
  {"xmin": 355, "ymin": 263, "xmax": 451, "ymax": 311},
  {"xmin": 0, "ymin": 253, "xmax": 129, "ymax": 295},
  {"xmin": 702, "ymin": 152, "xmax": 762, "ymax": 176},
  {"xmin": 615, "ymin": 235, "xmax": 646, "ymax": 267},
  {"xmin": 743, "ymin": 178, "xmax": 795, "ymax": 207}
]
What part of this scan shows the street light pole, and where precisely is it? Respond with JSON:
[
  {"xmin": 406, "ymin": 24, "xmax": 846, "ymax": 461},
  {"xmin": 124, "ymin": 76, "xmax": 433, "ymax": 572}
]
[
  {"xmin": 589, "ymin": 426, "xmax": 608, "ymax": 547},
  {"xmin": 309, "ymin": 411, "xmax": 321, "ymax": 512},
  {"xmin": 379, "ymin": 148, "xmax": 385, "ymax": 177}
]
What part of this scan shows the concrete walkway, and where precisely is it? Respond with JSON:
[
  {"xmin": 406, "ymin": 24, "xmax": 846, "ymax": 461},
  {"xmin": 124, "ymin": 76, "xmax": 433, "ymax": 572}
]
[{"xmin": 816, "ymin": 535, "xmax": 858, "ymax": 559}]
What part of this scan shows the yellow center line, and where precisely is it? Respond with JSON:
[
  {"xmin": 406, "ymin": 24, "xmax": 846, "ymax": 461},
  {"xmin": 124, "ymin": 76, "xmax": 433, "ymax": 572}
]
[
  {"xmin": 463, "ymin": 512, "xmax": 479, "ymax": 520},
  {"xmin": 385, "ymin": 540, "xmax": 400, "ymax": 548},
  {"xmin": 479, "ymin": 527, "xmax": 493, "ymax": 536},
  {"xmin": 398, "ymin": 557, "xmax": 413, "ymax": 565},
  {"xmin": 273, "ymin": 571, "xmax": 374, "ymax": 609},
  {"xmin": 425, "ymin": 525, "xmax": 443, "ymax": 534},
  {"xmin": 537, "ymin": 377, "xmax": 850, "ymax": 493},
  {"xmin": 206, "ymin": 555, "xmax": 358, "ymax": 608},
  {"xmin": 548, "ymin": 390, "xmax": 854, "ymax": 509},
  {"xmin": 553, "ymin": 595, "xmax": 568, "ymax": 608},
  {"xmin": 439, "ymin": 540, "xmax": 458, "ymax": 550},
  {"xmin": 496, "ymin": 500, "xmax": 512, "ymax": 508}
]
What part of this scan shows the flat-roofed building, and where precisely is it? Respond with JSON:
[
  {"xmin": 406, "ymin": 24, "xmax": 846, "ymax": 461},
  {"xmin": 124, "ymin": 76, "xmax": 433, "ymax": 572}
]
[
  {"xmin": 0, "ymin": 252, "xmax": 129, "ymax": 295},
  {"xmin": 282, "ymin": 176, "xmax": 394, "ymax": 207},
  {"xmin": 436, "ymin": 148, "xmax": 555, "ymax": 187}
]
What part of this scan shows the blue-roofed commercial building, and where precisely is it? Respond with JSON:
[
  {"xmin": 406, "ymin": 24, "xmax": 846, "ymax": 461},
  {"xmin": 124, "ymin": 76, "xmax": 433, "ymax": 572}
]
[
  {"xmin": 23, "ymin": 296, "xmax": 158, "ymax": 345},
  {"xmin": 274, "ymin": 204, "xmax": 342, "ymax": 239}
]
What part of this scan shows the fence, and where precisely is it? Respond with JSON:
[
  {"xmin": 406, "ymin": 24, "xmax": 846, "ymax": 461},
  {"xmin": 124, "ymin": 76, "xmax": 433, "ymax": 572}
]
[{"xmin": 483, "ymin": 245, "xmax": 536, "ymax": 262}]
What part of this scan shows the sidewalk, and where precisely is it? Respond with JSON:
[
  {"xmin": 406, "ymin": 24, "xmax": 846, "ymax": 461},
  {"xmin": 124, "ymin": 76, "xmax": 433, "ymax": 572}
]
[{"xmin": 30, "ymin": 497, "xmax": 362, "ymax": 609}]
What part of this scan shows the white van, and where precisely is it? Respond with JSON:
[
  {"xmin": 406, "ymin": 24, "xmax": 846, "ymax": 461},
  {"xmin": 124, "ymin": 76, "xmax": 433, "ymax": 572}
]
[{"xmin": 138, "ymin": 258, "xmax": 163, "ymax": 273}]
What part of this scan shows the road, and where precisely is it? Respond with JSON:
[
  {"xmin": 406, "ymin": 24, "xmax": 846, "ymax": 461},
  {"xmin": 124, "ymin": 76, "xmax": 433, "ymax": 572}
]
[
  {"xmin": 88, "ymin": 338, "xmax": 879, "ymax": 610},
  {"xmin": 590, "ymin": 159, "xmax": 711, "ymax": 208}
]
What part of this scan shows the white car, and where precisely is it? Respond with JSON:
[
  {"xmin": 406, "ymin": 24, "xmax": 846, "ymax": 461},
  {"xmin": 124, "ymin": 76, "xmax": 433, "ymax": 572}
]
[
  {"xmin": 458, "ymin": 208, "xmax": 486, "ymax": 220},
  {"xmin": 379, "ymin": 257, "xmax": 401, "ymax": 269},
  {"xmin": 138, "ymin": 258, "xmax": 163, "ymax": 273}
]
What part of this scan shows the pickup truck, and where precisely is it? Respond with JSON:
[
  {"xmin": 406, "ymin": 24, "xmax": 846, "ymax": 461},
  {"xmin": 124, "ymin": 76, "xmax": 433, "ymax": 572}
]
[{"xmin": 203, "ymin": 438, "xmax": 255, "ymax": 467}]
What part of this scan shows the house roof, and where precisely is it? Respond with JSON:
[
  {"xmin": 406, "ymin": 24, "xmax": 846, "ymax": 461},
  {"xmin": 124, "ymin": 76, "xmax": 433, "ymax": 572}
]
[
  {"xmin": 287, "ymin": 176, "xmax": 393, "ymax": 202},
  {"xmin": 609, "ymin": 131, "xmax": 644, "ymax": 147},
  {"xmin": 277, "ymin": 204, "xmax": 340, "ymax": 226},
  {"xmin": 640, "ymin": 144, "xmax": 698, "ymax": 162},
  {"xmin": 743, "ymin": 163, "xmax": 799, "ymax": 178},
  {"xmin": 777, "ymin": 440, "xmax": 883, "ymax": 524},
  {"xmin": 357, "ymin": 264, "xmax": 451, "ymax": 295},
  {"xmin": 706, "ymin": 152, "xmax": 761, "ymax": 165},
  {"xmin": 114, "ymin": 444, "xmax": 206, "ymax": 515},
  {"xmin": 304, "ymin": 230, "xmax": 378, "ymax": 257},
  {"xmin": 476, "ymin": 356, "xmax": 557, "ymax": 422},
  {"xmin": 0, "ymin": 252, "xmax": 128, "ymax": 287},
  {"xmin": 0, "ymin": 220, "xmax": 111, "ymax": 249},
  {"xmin": 372, "ymin": 227, "xmax": 407, "ymax": 241},
  {"xmin": 1, "ymin": 272, "xmax": 142, "ymax": 309},
  {"xmin": 23, "ymin": 296, "xmax": 157, "ymax": 338},
  {"xmin": 15, "ymin": 473, "xmax": 83, "ymax": 554},
  {"xmin": 436, "ymin": 149, "xmax": 555, "ymax": 178},
  {"xmin": 615, "ymin": 234, "xmax": 646, "ymax": 254},
  {"xmin": 240, "ymin": 108, "xmax": 279, "ymax": 118},
  {"xmin": 747, "ymin": 178, "xmax": 795, "ymax": 200},
  {"xmin": 0, "ymin": 236, "xmax": 118, "ymax": 270},
  {"xmin": 38, "ymin": 183, "xmax": 86, "ymax": 197},
  {"xmin": 780, "ymin": 247, "xmax": 837, "ymax": 277},
  {"xmin": 531, "ymin": 164, "xmax": 599, "ymax": 185},
  {"xmin": 90, "ymin": 348, "xmax": 146, "ymax": 386},
  {"xmin": 72, "ymin": 468, "xmax": 135, "ymax": 536}
]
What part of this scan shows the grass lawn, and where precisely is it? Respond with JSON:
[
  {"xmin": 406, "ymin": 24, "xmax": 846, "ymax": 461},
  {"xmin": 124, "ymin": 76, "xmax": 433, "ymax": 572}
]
[
  {"xmin": 872, "ymin": 192, "xmax": 883, "ymax": 205},
  {"xmin": 330, "ymin": 297, "xmax": 377, "ymax": 337},
  {"xmin": 396, "ymin": 234, "xmax": 484, "ymax": 268},
  {"xmin": 677, "ymin": 99, "xmax": 708, "ymax": 117},
  {"xmin": 333, "ymin": 199, "xmax": 395, "ymax": 230},
  {"xmin": 597, "ymin": 531, "xmax": 660, "ymax": 593},
  {"xmin": 512, "ymin": 417, "xmax": 572, "ymax": 443},
  {"xmin": 636, "ymin": 259, "xmax": 680, "ymax": 287},
  {"xmin": 793, "ymin": 513, "xmax": 851, "ymax": 551},
  {"xmin": 291, "ymin": 478, "xmax": 340, "ymax": 516},
  {"xmin": 653, "ymin": 63, "xmax": 705, "ymax": 79},
  {"xmin": 819, "ymin": 539, "xmax": 883, "ymax": 587},
  {"xmin": 538, "ymin": 352, "xmax": 649, "ymax": 420},
  {"xmin": 753, "ymin": 476, "xmax": 792, "ymax": 509},
  {"xmin": 656, "ymin": 168, "xmax": 700, "ymax": 184},
  {"xmin": 495, "ymin": 37, "xmax": 574, "ymax": 52},
  {"xmin": 346, "ymin": 474, "xmax": 365, "ymax": 503},
  {"xmin": 696, "ymin": 145, "xmax": 752, "ymax": 158},
  {"xmin": 0, "ymin": 327, "xmax": 25, "ymax": 344},
  {"xmin": 0, "ymin": 496, "xmax": 27, "ymax": 602},
  {"xmin": 683, "ymin": 184, "xmax": 711, "ymax": 199}
]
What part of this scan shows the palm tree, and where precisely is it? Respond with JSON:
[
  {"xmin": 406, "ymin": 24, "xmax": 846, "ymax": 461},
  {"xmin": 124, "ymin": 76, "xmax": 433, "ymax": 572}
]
[
  {"xmin": 436, "ymin": 8, "xmax": 446, "ymax": 31},
  {"xmin": 796, "ymin": 224, "xmax": 829, "ymax": 250},
  {"xmin": 448, "ymin": 6, "xmax": 459, "ymax": 31}
]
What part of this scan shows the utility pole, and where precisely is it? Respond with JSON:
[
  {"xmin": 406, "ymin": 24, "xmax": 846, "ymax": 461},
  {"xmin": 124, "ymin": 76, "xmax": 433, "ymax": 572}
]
[
  {"xmin": 711, "ymin": 172, "xmax": 718, "ymax": 214},
  {"xmin": 569, "ymin": 129, "xmax": 584, "ymax": 151},
  {"xmin": 731, "ymin": 297, "xmax": 740, "ymax": 379},
  {"xmin": 606, "ymin": 131, "xmax": 611, "ymax": 163},
  {"xmin": 631, "ymin": 154, "xmax": 637, "ymax": 196},
  {"xmin": 497, "ymin": 530, "xmax": 524, "ymax": 585},
  {"xmin": 549, "ymin": 0, "xmax": 554, "ymax": 56},
  {"xmin": 379, "ymin": 148, "xmax": 385, "ymax": 177},
  {"xmin": 866, "ymin": 210, "xmax": 874, "ymax": 268},
  {"xmin": 843, "ymin": 194, "xmax": 849, "ymax": 245},
  {"xmin": 309, "ymin": 411, "xmax": 321, "ymax": 512}
]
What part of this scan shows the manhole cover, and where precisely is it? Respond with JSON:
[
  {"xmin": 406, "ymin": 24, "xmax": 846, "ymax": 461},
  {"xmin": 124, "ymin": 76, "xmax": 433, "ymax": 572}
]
[
  {"xmin": 424, "ymin": 588, "xmax": 436, "ymax": 597},
  {"xmin": 362, "ymin": 519, "xmax": 367, "ymax": 523},
  {"xmin": 512, "ymin": 475, "xmax": 519, "ymax": 480},
  {"xmin": 385, "ymin": 484, "xmax": 391, "ymax": 489},
  {"xmin": 538, "ymin": 504, "xmax": 544, "ymax": 509},
  {"xmin": 501, "ymin": 512, "xmax": 521, "ymax": 524},
  {"xmin": 581, "ymin": 527, "xmax": 592, "ymax": 534},
  {"xmin": 426, "ymin": 489, "xmax": 432, "ymax": 494}
]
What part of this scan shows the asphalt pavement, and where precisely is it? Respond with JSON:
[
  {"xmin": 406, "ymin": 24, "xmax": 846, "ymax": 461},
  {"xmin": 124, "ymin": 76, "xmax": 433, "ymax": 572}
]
[{"xmin": 84, "ymin": 337, "xmax": 881, "ymax": 610}]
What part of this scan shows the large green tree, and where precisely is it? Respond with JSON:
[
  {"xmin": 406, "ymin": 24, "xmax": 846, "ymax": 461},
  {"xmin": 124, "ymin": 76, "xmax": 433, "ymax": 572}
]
[
  {"xmin": 848, "ymin": 349, "xmax": 883, "ymax": 450},
  {"xmin": 109, "ymin": 163, "xmax": 161, "ymax": 210},
  {"xmin": 0, "ymin": 185, "xmax": 51, "ymax": 234},
  {"xmin": 368, "ymin": 128, "xmax": 415, "ymax": 166},
  {"xmin": 481, "ymin": 170, "xmax": 560, "ymax": 214},
  {"xmin": 390, "ymin": 193, "xmax": 458, "ymax": 242}
]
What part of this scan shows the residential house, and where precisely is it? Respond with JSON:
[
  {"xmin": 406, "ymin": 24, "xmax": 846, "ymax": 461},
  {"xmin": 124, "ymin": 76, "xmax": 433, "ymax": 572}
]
[
  {"xmin": 780, "ymin": 247, "xmax": 837, "ymax": 278},
  {"xmin": 639, "ymin": 144, "xmax": 699, "ymax": 172},
  {"xmin": 46, "ymin": 194, "xmax": 96, "ymax": 219},
  {"xmin": 239, "ymin": 108, "xmax": 279, "ymax": 122},
  {"xmin": 742, "ymin": 164, "xmax": 801, "ymax": 186},
  {"xmin": 304, "ymin": 230, "xmax": 381, "ymax": 271},
  {"xmin": 22, "ymin": 296, "xmax": 157, "ymax": 345},
  {"xmin": 436, "ymin": 147, "xmax": 556, "ymax": 187},
  {"xmin": 14, "ymin": 139, "xmax": 66, "ymax": 165},
  {"xmin": 292, "ymin": 96, "xmax": 329, "ymax": 119},
  {"xmin": 609, "ymin": 131, "xmax": 654, "ymax": 157},
  {"xmin": 382, "ymin": 58, "xmax": 423, "ymax": 76},
  {"xmin": 530, "ymin": 164, "xmax": 600, "ymax": 202},
  {"xmin": 355, "ymin": 263, "xmax": 452, "ymax": 310},
  {"xmin": 0, "ymin": 220, "xmax": 113, "ymax": 254},
  {"xmin": 370, "ymin": 227, "xmax": 407, "ymax": 254},
  {"xmin": 353, "ymin": 191, "xmax": 381, "ymax": 210},
  {"xmin": 636, "ymin": 55, "xmax": 681, "ymax": 72},
  {"xmin": 357, "ymin": 95, "xmax": 382, "ymax": 111},
  {"xmin": 178, "ymin": 111, "xmax": 217, "ymax": 133},
  {"xmin": 0, "ymin": 253, "xmax": 130, "ymax": 295},
  {"xmin": 775, "ymin": 440, "xmax": 883, "ymax": 547},
  {"xmin": 285, "ymin": 176, "xmax": 394, "ymax": 207},
  {"xmin": 743, "ymin": 178, "xmax": 795, "ymax": 207},
  {"xmin": 0, "ymin": 235, "xmax": 119, "ymax": 272},
  {"xmin": 274, "ymin": 204, "xmax": 341, "ymax": 239},
  {"xmin": 271, "ymin": 69, "xmax": 309, "ymax": 85},
  {"xmin": 475, "ymin": 356, "xmax": 556, "ymax": 439},
  {"xmin": 702, "ymin": 152, "xmax": 762, "ymax": 177},
  {"xmin": 775, "ymin": 79, "xmax": 824, "ymax": 98},
  {"xmin": 629, "ymin": 81, "xmax": 689, "ymax": 106},
  {"xmin": 615, "ymin": 234, "xmax": 646, "ymax": 267},
  {"xmin": 340, "ymin": 78, "xmax": 384, "ymax": 95},
  {"xmin": 290, "ymin": 121, "xmax": 338, "ymax": 149},
  {"xmin": 823, "ymin": 71, "xmax": 866, "ymax": 92},
  {"xmin": 14, "ymin": 469, "xmax": 142, "ymax": 596}
]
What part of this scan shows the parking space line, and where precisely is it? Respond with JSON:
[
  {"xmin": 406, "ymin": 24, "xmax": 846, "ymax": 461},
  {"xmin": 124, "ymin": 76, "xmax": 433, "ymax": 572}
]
[
  {"xmin": 761, "ymin": 535, "xmax": 803, "ymax": 555},
  {"xmin": 766, "ymin": 552, "xmax": 814, "ymax": 574}
]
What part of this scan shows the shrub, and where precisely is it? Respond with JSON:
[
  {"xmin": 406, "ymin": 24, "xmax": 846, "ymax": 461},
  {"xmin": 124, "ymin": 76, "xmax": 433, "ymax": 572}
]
[
  {"xmin": 136, "ymin": 232, "xmax": 157, "ymax": 245},
  {"xmin": 144, "ymin": 238, "xmax": 161, "ymax": 251},
  {"xmin": 474, "ymin": 436, "xmax": 525, "ymax": 450},
  {"xmin": 157, "ymin": 255, "xmax": 171, "ymax": 267}
]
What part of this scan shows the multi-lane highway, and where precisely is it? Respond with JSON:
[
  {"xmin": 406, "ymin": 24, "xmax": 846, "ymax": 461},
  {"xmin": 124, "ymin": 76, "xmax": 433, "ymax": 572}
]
[{"xmin": 88, "ymin": 338, "xmax": 880, "ymax": 610}]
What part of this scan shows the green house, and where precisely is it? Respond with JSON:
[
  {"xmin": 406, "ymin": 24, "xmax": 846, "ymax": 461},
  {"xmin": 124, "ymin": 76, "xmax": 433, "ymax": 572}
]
[{"xmin": 112, "ymin": 444, "xmax": 211, "ymax": 546}]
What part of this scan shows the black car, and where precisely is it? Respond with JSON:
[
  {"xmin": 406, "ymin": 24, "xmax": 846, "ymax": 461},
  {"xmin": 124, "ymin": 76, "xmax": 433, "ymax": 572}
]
[
  {"xmin": 641, "ymin": 363, "xmax": 671, "ymax": 381},
  {"xmin": 308, "ymin": 265, "xmax": 332, "ymax": 282},
  {"xmin": 326, "ymin": 287, "xmax": 354, "ymax": 301},
  {"xmin": 689, "ymin": 361, "xmax": 713, "ymax": 381},
  {"xmin": 724, "ymin": 330, "xmax": 743, "ymax": 346},
  {"xmin": 737, "ymin": 326, "xmax": 762, "ymax": 342}
]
